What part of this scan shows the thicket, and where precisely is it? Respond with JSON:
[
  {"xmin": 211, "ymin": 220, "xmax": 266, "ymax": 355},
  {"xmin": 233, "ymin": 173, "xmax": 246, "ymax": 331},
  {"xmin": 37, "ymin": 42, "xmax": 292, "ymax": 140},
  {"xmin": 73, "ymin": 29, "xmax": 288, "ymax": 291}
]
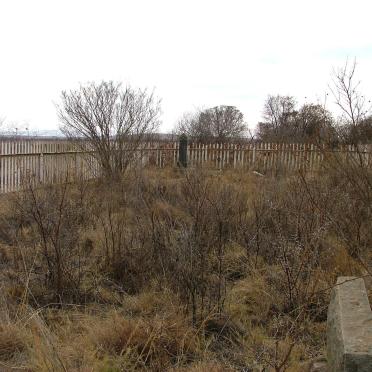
[{"xmin": 0, "ymin": 150, "xmax": 370, "ymax": 371}]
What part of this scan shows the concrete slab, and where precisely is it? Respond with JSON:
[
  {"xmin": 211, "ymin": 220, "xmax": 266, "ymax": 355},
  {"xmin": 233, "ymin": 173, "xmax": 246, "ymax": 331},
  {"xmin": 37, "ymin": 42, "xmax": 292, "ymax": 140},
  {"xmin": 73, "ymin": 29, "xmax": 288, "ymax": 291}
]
[{"xmin": 327, "ymin": 276, "xmax": 372, "ymax": 371}]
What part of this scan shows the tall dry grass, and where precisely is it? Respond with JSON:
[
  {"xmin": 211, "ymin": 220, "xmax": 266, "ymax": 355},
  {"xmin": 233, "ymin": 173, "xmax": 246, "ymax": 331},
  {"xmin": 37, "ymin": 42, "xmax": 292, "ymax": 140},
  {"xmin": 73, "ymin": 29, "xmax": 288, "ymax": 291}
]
[{"xmin": 0, "ymin": 161, "xmax": 369, "ymax": 371}]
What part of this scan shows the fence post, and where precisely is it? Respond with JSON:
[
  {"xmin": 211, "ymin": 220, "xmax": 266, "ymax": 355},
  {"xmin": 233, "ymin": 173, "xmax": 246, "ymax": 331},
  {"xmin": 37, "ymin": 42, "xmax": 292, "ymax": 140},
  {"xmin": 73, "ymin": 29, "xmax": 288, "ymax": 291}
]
[
  {"xmin": 178, "ymin": 134, "xmax": 188, "ymax": 168},
  {"xmin": 39, "ymin": 151, "xmax": 44, "ymax": 183}
]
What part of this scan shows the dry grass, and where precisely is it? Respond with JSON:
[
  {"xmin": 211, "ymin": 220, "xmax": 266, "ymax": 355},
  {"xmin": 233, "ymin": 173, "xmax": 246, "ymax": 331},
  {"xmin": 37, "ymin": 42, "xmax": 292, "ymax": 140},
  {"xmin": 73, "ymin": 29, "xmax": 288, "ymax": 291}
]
[
  {"xmin": 0, "ymin": 324, "xmax": 28, "ymax": 362},
  {"xmin": 0, "ymin": 164, "xmax": 369, "ymax": 371}
]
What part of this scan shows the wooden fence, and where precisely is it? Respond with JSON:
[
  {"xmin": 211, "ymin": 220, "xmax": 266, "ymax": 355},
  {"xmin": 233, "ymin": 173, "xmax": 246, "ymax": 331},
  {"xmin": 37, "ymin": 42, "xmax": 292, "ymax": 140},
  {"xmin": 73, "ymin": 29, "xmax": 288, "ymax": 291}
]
[{"xmin": 0, "ymin": 139, "xmax": 371, "ymax": 193}]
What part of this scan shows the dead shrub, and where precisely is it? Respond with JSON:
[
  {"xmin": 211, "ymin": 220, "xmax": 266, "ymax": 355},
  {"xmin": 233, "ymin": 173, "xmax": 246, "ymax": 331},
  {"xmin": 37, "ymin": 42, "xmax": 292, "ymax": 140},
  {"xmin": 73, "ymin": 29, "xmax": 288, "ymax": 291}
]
[{"xmin": 3, "ymin": 180, "xmax": 96, "ymax": 304}]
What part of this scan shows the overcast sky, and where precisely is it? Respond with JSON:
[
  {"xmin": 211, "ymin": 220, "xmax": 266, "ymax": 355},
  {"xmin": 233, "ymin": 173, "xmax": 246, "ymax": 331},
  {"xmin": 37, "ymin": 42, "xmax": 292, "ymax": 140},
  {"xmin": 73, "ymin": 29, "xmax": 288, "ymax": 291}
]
[{"xmin": 1, "ymin": 0, "xmax": 372, "ymax": 133}]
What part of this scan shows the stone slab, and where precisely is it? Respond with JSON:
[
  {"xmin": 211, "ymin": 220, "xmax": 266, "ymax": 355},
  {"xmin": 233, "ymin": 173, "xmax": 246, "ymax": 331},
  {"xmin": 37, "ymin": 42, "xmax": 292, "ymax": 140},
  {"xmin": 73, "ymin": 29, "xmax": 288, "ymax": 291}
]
[{"xmin": 327, "ymin": 276, "xmax": 372, "ymax": 371}]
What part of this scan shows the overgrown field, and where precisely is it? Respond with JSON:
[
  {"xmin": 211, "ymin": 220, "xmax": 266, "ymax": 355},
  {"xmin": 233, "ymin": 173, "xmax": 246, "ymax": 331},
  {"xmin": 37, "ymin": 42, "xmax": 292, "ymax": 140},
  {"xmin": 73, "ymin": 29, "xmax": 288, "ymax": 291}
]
[{"xmin": 0, "ymin": 161, "xmax": 371, "ymax": 371}]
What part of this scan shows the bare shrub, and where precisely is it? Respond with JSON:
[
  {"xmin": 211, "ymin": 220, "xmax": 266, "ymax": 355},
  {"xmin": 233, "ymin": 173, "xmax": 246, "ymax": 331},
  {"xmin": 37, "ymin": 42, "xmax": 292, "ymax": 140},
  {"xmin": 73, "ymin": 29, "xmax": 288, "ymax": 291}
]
[
  {"xmin": 7, "ymin": 180, "xmax": 94, "ymax": 303},
  {"xmin": 58, "ymin": 81, "xmax": 161, "ymax": 179}
]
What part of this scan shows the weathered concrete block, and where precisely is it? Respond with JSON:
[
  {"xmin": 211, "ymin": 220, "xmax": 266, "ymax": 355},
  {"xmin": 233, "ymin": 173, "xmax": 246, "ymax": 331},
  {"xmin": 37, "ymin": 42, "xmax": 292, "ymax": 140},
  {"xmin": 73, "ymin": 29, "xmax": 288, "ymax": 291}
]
[{"xmin": 327, "ymin": 276, "xmax": 372, "ymax": 371}]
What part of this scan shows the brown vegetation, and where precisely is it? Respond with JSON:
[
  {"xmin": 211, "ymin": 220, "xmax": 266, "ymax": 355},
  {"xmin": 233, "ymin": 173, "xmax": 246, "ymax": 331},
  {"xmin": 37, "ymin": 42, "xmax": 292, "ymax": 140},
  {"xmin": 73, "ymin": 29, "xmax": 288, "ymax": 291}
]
[{"xmin": 0, "ymin": 148, "xmax": 370, "ymax": 371}]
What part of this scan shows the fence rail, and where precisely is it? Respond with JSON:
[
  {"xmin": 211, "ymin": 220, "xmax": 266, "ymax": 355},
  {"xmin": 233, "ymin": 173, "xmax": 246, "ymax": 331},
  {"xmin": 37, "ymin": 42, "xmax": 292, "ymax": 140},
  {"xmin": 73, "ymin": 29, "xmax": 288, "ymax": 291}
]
[{"xmin": 0, "ymin": 139, "xmax": 371, "ymax": 193}]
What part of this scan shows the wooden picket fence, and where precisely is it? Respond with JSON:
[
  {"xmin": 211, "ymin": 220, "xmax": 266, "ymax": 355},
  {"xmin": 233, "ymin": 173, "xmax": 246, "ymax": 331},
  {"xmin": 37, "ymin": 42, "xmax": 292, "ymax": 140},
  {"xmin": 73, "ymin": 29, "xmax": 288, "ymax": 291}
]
[
  {"xmin": 0, "ymin": 139, "xmax": 178, "ymax": 193},
  {"xmin": 0, "ymin": 139, "xmax": 371, "ymax": 193}
]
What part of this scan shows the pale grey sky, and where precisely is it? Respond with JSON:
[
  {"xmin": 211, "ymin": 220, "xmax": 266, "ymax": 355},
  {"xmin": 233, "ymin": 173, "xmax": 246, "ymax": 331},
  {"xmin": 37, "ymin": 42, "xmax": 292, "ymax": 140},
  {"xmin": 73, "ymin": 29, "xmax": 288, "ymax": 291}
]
[{"xmin": 1, "ymin": 0, "xmax": 372, "ymax": 133}]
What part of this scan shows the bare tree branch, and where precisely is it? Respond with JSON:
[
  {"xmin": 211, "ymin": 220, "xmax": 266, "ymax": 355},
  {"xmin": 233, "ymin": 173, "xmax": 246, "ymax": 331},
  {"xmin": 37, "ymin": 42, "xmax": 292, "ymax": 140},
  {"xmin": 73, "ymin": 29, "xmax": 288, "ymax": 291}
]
[{"xmin": 330, "ymin": 59, "xmax": 372, "ymax": 144}]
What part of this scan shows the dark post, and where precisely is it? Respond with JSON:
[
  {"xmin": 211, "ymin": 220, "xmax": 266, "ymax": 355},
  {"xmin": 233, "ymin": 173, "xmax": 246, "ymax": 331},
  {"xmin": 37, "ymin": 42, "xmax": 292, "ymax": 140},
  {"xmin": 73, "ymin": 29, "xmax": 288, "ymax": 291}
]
[{"xmin": 179, "ymin": 134, "xmax": 188, "ymax": 168}]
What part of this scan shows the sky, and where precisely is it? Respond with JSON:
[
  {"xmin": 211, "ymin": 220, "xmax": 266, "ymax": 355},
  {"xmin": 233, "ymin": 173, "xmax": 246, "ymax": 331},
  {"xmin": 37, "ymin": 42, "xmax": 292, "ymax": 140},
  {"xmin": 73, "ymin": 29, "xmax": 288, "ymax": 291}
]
[{"xmin": 0, "ymin": 0, "xmax": 372, "ymax": 134}]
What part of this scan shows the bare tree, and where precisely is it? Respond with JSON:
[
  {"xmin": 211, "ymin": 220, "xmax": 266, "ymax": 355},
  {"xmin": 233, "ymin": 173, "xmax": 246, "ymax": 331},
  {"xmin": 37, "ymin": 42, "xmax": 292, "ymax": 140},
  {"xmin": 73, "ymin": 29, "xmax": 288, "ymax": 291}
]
[
  {"xmin": 257, "ymin": 95, "xmax": 297, "ymax": 141},
  {"xmin": 295, "ymin": 104, "xmax": 333, "ymax": 138},
  {"xmin": 347, "ymin": 115, "xmax": 372, "ymax": 143},
  {"xmin": 174, "ymin": 109, "xmax": 210, "ymax": 142},
  {"xmin": 330, "ymin": 59, "xmax": 372, "ymax": 144},
  {"xmin": 175, "ymin": 105, "xmax": 247, "ymax": 143},
  {"xmin": 58, "ymin": 81, "xmax": 161, "ymax": 179},
  {"xmin": 263, "ymin": 95, "xmax": 296, "ymax": 129},
  {"xmin": 307, "ymin": 59, "xmax": 372, "ymax": 260},
  {"xmin": 200, "ymin": 105, "xmax": 247, "ymax": 142},
  {"xmin": 257, "ymin": 95, "xmax": 336, "ymax": 143}
]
